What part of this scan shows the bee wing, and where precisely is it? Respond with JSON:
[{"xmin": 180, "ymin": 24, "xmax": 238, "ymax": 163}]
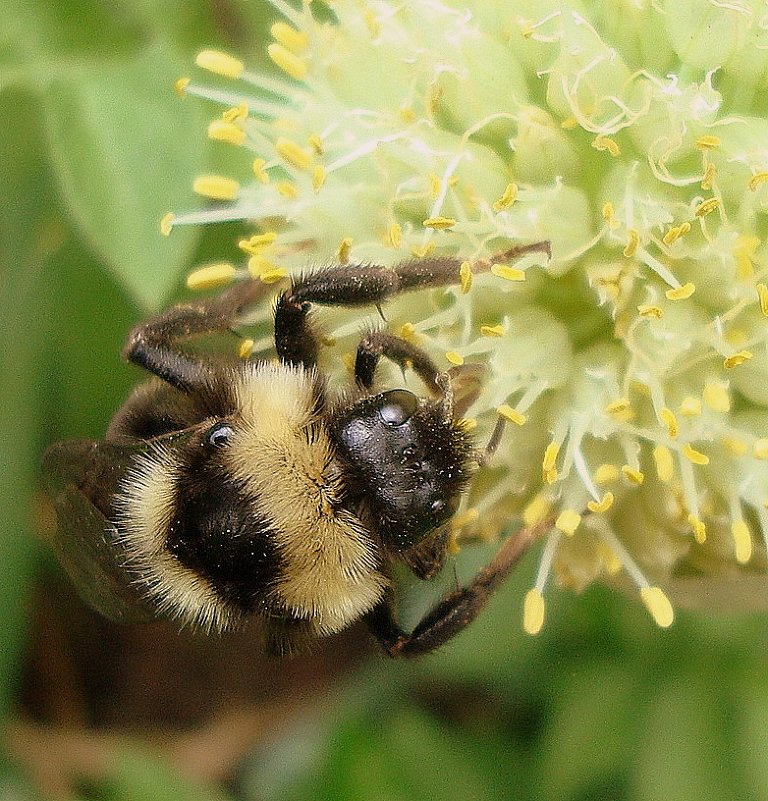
[{"xmin": 42, "ymin": 438, "xmax": 159, "ymax": 623}]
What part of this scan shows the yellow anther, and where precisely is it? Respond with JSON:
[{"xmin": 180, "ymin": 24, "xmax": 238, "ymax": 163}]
[
  {"xmin": 451, "ymin": 507, "xmax": 479, "ymax": 531},
  {"xmin": 703, "ymin": 382, "xmax": 730, "ymax": 412},
  {"xmin": 399, "ymin": 323, "xmax": 417, "ymax": 341},
  {"xmin": 363, "ymin": 8, "xmax": 380, "ymax": 38},
  {"xmin": 311, "ymin": 165, "xmax": 326, "ymax": 191},
  {"xmin": 160, "ymin": 212, "xmax": 175, "ymax": 237},
  {"xmin": 694, "ymin": 197, "xmax": 719, "ymax": 217},
  {"xmin": 238, "ymin": 232, "xmax": 277, "ymax": 255},
  {"xmin": 756, "ymin": 284, "xmax": 768, "ymax": 316},
  {"xmin": 238, "ymin": 338, "xmax": 254, "ymax": 359},
  {"xmin": 428, "ymin": 173, "xmax": 442, "ymax": 197},
  {"xmin": 523, "ymin": 493, "xmax": 551, "ymax": 526},
  {"xmin": 662, "ymin": 222, "xmax": 690, "ymax": 245},
  {"xmin": 688, "ymin": 514, "xmax": 707, "ymax": 544},
  {"xmin": 480, "ymin": 324, "xmax": 506, "ymax": 338},
  {"xmin": 271, "ymin": 21, "xmax": 309, "ymax": 53},
  {"xmin": 445, "ymin": 351, "xmax": 464, "ymax": 366},
  {"xmin": 523, "ymin": 589, "xmax": 546, "ymax": 635},
  {"xmin": 195, "ymin": 50, "xmax": 244, "ymax": 78},
  {"xmin": 174, "ymin": 77, "xmax": 190, "ymax": 97},
  {"xmin": 695, "ymin": 134, "xmax": 721, "ymax": 150},
  {"xmin": 560, "ymin": 116, "xmax": 578, "ymax": 129},
  {"xmin": 637, "ymin": 304, "xmax": 663, "ymax": 319},
  {"xmin": 594, "ymin": 463, "xmax": 619, "ymax": 484},
  {"xmin": 701, "ymin": 163, "xmax": 716, "ymax": 191},
  {"xmin": 247, "ymin": 255, "xmax": 275, "ymax": 279},
  {"xmin": 520, "ymin": 21, "xmax": 535, "ymax": 38},
  {"xmin": 186, "ymin": 263, "xmax": 236, "ymax": 291},
  {"xmin": 653, "ymin": 445, "xmax": 675, "ymax": 482},
  {"xmin": 592, "ymin": 135, "xmax": 620, "ymax": 156},
  {"xmin": 252, "ymin": 158, "xmax": 270, "ymax": 184},
  {"xmin": 596, "ymin": 542, "xmax": 622, "ymax": 575},
  {"xmin": 336, "ymin": 237, "xmax": 353, "ymax": 263},
  {"xmin": 388, "ymin": 223, "xmax": 402, "ymax": 249},
  {"xmin": 459, "ymin": 261, "xmax": 473, "ymax": 294},
  {"xmin": 733, "ymin": 234, "xmax": 759, "ymax": 278},
  {"xmin": 542, "ymin": 442, "xmax": 560, "ymax": 484},
  {"xmin": 601, "ymin": 202, "xmax": 613, "ymax": 219},
  {"xmin": 587, "ymin": 492, "xmax": 614, "ymax": 514},
  {"xmin": 555, "ymin": 509, "xmax": 582, "ymax": 536},
  {"xmin": 605, "ymin": 397, "xmax": 632, "ymax": 416},
  {"xmin": 411, "ymin": 242, "xmax": 435, "ymax": 258},
  {"xmin": 679, "ymin": 396, "xmax": 702, "ymax": 417},
  {"xmin": 623, "ymin": 228, "xmax": 639, "ymax": 258},
  {"xmin": 665, "ymin": 283, "xmax": 695, "ymax": 300},
  {"xmin": 724, "ymin": 350, "xmax": 753, "ymax": 369},
  {"xmin": 722, "ymin": 436, "xmax": 747, "ymax": 456},
  {"xmin": 267, "ymin": 43, "xmax": 308, "ymax": 80},
  {"xmin": 222, "ymin": 102, "xmax": 248, "ymax": 123},
  {"xmin": 207, "ymin": 120, "xmax": 246, "ymax": 146},
  {"xmin": 682, "ymin": 443, "xmax": 709, "ymax": 465},
  {"xmin": 640, "ymin": 587, "xmax": 674, "ymax": 628},
  {"xmin": 748, "ymin": 172, "xmax": 768, "ymax": 191},
  {"xmin": 259, "ymin": 268, "xmax": 289, "ymax": 284},
  {"xmin": 446, "ymin": 531, "xmax": 461, "ymax": 555},
  {"xmin": 422, "ymin": 216, "xmax": 456, "ymax": 230},
  {"xmin": 275, "ymin": 137, "xmax": 312, "ymax": 170},
  {"xmin": 275, "ymin": 181, "xmax": 298, "ymax": 199},
  {"xmin": 308, "ymin": 134, "xmax": 323, "ymax": 155},
  {"xmin": 732, "ymin": 519, "xmax": 752, "ymax": 564},
  {"xmin": 458, "ymin": 417, "xmax": 477, "ymax": 431},
  {"xmin": 496, "ymin": 405, "xmax": 527, "ymax": 426},
  {"xmin": 754, "ymin": 439, "xmax": 768, "ymax": 460},
  {"xmin": 621, "ymin": 465, "xmax": 645, "ymax": 485},
  {"xmin": 491, "ymin": 264, "xmax": 526, "ymax": 282},
  {"xmin": 193, "ymin": 175, "xmax": 240, "ymax": 201},
  {"xmin": 659, "ymin": 407, "xmax": 678, "ymax": 439},
  {"xmin": 493, "ymin": 183, "xmax": 518, "ymax": 212}
]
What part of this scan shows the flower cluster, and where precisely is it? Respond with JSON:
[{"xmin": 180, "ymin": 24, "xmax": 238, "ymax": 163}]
[{"xmin": 165, "ymin": 0, "xmax": 768, "ymax": 634}]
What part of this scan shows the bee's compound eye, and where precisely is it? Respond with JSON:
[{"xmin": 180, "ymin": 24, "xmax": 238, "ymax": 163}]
[
  {"xmin": 378, "ymin": 389, "xmax": 418, "ymax": 426},
  {"xmin": 207, "ymin": 423, "xmax": 233, "ymax": 447}
]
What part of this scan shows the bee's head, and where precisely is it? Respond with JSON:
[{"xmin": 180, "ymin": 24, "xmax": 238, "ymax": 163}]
[{"xmin": 333, "ymin": 388, "xmax": 474, "ymax": 553}]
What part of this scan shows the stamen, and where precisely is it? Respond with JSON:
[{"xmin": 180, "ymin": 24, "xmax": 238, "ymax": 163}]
[
  {"xmin": 587, "ymin": 492, "xmax": 614, "ymax": 513},
  {"xmin": 445, "ymin": 351, "xmax": 464, "ymax": 366},
  {"xmin": 665, "ymin": 283, "xmax": 696, "ymax": 300},
  {"xmin": 662, "ymin": 222, "xmax": 691, "ymax": 245},
  {"xmin": 695, "ymin": 134, "xmax": 721, "ymax": 150},
  {"xmin": 422, "ymin": 216, "xmax": 457, "ymax": 230},
  {"xmin": 523, "ymin": 493, "xmax": 551, "ymax": 526},
  {"xmin": 731, "ymin": 518, "xmax": 752, "ymax": 564},
  {"xmin": 621, "ymin": 465, "xmax": 645, "ymax": 485},
  {"xmin": 594, "ymin": 463, "xmax": 619, "ymax": 484},
  {"xmin": 459, "ymin": 261, "xmax": 473, "ymax": 294},
  {"xmin": 186, "ymin": 263, "xmax": 236, "ymax": 290},
  {"xmin": 748, "ymin": 172, "xmax": 768, "ymax": 191},
  {"xmin": 336, "ymin": 237, "xmax": 353, "ymax": 263},
  {"xmin": 637, "ymin": 304, "xmax": 663, "ymax": 318},
  {"xmin": 388, "ymin": 223, "xmax": 402, "ymax": 249},
  {"xmin": 174, "ymin": 77, "xmax": 190, "ymax": 97},
  {"xmin": 207, "ymin": 120, "xmax": 246, "ymax": 146},
  {"xmin": 271, "ymin": 21, "xmax": 309, "ymax": 53},
  {"xmin": 682, "ymin": 443, "xmax": 709, "ymax": 465},
  {"xmin": 659, "ymin": 407, "xmax": 678, "ymax": 439},
  {"xmin": 653, "ymin": 445, "xmax": 675, "ymax": 482},
  {"xmin": 757, "ymin": 283, "xmax": 768, "ymax": 316},
  {"xmin": 195, "ymin": 50, "xmax": 244, "ymax": 79},
  {"xmin": 160, "ymin": 212, "xmax": 175, "ymax": 237},
  {"xmin": 555, "ymin": 509, "xmax": 581, "ymax": 536},
  {"xmin": 193, "ymin": 175, "xmax": 240, "ymax": 201},
  {"xmin": 252, "ymin": 159, "xmax": 270, "ymax": 184},
  {"xmin": 694, "ymin": 197, "xmax": 720, "ymax": 217},
  {"xmin": 723, "ymin": 350, "xmax": 753, "ymax": 369},
  {"xmin": 275, "ymin": 137, "xmax": 313, "ymax": 170},
  {"xmin": 639, "ymin": 587, "xmax": 674, "ymax": 628},
  {"xmin": 688, "ymin": 514, "xmax": 707, "ymax": 544},
  {"xmin": 480, "ymin": 324, "xmax": 506, "ymax": 337},
  {"xmin": 238, "ymin": 232, "xmax": 277, "ymax": 255},
  {"xmin": 491, "ymin": 264, "xmax": 526, "ymax": 282},
  {"xmin": 238, "ymin": 338, "xmax": 255, "ymax": 359},
  {"xmin": 542, "ymin": 441, "xmax": 560, "ymax": 484},
  {"xmin": 311, "ymin": 165, "xmax": 326, "ymax": 191},
  {"xmin": 678, "ymin": 396, "xmax": 701, "ymax": 417},
  {"xmin": 623, "ymin": 229, "xmax": 639, "ymax": 258},
  {"xmin": 267, "ymin": 43, "xmax": 308, "ymax": 81},
  {"xmin": 496, "ymin": 405, "xmax": 527, "ymax": 425},
  {"xmin": 492, "ymin": 183, "xmax": 518, "ymax": 211},
  {"xmin": 753, "ymin": 439, "xmax": 768, "ymax": 460},
  {"xmin": 703, "ymin": 381, "xmax": 730, "ymax": 412},
  {"xmin": 523, "ymin": 589, "xmax": 546, "ymax": 635},
  {"xmin": 592, "ymin": 135, "xmax": 620, "ymax": 156}
]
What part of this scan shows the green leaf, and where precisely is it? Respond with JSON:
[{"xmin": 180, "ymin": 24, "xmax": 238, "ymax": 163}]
[
  {"xmin": 0, "ymin": 86, "xmax": 60, "ymax": 716},
  {"xmin": 633, "ymin": 678, "xmax": 742, "ymax": 801},
  {"xmin": 43, "ymin": 45, "xmax": 207, "ymax": 310}
]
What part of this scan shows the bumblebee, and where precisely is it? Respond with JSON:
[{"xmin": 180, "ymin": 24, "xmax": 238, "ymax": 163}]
[{"xmin": 43, "ymin": 245, "xmax": 550, "ymax": 656}]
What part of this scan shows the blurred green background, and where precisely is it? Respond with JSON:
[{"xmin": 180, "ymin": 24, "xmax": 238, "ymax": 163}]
[{"xmin": 3, "ymin": 1, "xmax": 768, "ymax": 799}]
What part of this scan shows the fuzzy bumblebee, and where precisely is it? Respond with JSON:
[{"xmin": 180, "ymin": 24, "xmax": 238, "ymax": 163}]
[{"xmin": 43, "ymin": 246, "xmax": 550, "ymax": 656}]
